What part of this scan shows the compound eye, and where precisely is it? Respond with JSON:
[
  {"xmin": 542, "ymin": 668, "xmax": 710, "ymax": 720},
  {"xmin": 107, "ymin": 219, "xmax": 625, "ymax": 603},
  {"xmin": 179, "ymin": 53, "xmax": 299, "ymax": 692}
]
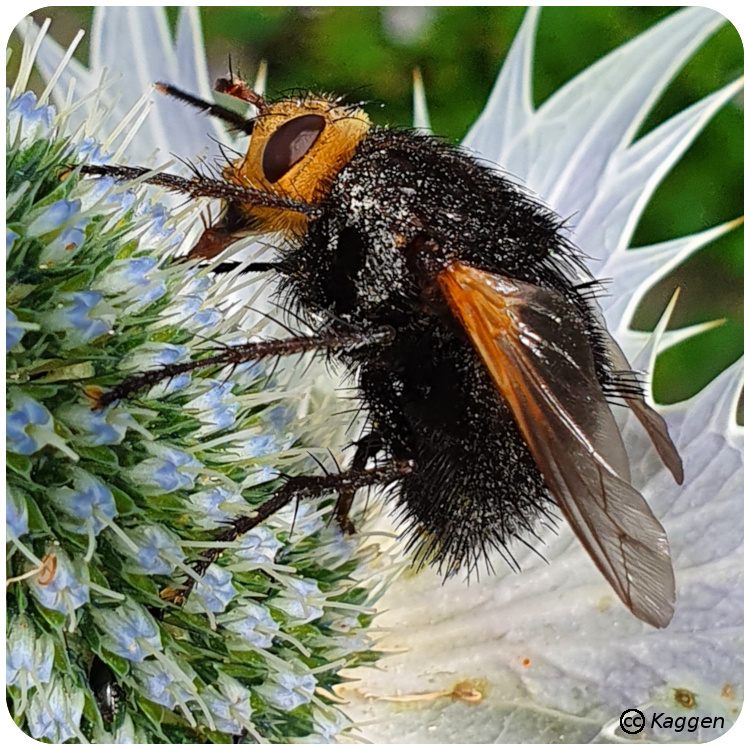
[{"xmin": 262, "ymin": 114, "xmax": 326, "ymax": 183}]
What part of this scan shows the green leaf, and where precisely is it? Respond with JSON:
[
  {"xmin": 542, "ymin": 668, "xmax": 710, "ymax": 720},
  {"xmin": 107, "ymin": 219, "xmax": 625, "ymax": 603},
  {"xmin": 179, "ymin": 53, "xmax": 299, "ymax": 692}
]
[
  {"xmin": 110, "ymin": 485, "xmax": 137, "ymax": 515},
  {"xmin": 33, "ymin": 602, "xmax": 67, "ymax": 629},
  {"xmin": 135, "ymin": 695, "xmax": 166, "ymax": 730},
  {"xmin": 5, "ymin": 452, "xmax": 33, "ymax": 477},
  {"xmin": 76, "ymin": 445, "xmax": 120, "ymax": 466},
  {"xmin": 24, "ymin": 359, "xmax": 96, "ymax": 383}
]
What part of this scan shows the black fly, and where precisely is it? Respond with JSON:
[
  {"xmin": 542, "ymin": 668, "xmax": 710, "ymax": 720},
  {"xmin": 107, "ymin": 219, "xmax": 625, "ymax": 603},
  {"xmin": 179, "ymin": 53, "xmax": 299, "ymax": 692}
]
[{"xmin": 78, "ymin": 75, "xmax": 682, "ymax": 627}]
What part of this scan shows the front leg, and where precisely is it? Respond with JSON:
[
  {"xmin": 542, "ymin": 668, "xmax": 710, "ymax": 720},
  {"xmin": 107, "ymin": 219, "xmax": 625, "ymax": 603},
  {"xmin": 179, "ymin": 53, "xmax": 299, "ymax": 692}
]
[
  {"xmin": 76, "ymin": 164, "xmax": 320, "ymax": 216},
  {"xmin": 210, "ymin": 261, "xmax": 281, "ymax": 275}
]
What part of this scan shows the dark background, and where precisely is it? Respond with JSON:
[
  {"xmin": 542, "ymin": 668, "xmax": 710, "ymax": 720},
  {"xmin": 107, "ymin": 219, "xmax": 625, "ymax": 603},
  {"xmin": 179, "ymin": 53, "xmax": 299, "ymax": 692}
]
[{"xmin": 14, "ymin": 6, "xmax": 743, "ymax": 410}]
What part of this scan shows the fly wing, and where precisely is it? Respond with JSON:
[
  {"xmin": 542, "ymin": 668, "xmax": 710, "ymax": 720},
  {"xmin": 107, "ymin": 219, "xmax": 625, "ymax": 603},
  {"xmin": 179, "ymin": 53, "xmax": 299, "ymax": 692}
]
[
  {"xmin": 600, "ymin": 326, "xmax": 684, "ymax": 484},
  {"xmin": 437, "ymin": 262, "xmax": 675, "ymax": 628}
]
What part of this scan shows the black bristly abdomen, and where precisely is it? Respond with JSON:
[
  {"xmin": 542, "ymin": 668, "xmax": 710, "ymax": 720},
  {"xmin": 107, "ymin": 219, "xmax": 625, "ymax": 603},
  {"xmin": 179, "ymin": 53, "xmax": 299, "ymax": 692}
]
[{"xmin": 279, "ymin": 128, "xmax": 602, "ymax": 574}]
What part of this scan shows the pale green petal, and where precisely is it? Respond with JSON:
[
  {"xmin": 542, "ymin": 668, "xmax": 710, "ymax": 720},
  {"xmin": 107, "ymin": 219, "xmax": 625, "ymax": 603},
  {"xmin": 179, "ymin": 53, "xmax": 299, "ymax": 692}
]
[
  {"xmin": 174, "ymin": 8, "xmax": 215, "ymax": 101},
  {"xmin": 579, "ymin": 77, "xmax": 743, "ymax": 287},
  {"xmin": 22, "ymin": 8, "xmax": 225, "ymax": 162},
  {"xmin": 463, "ymin": 7, "xmax": 538, "ymax": 162},
  {"xmin": 604, "ymin": 219, "xmax": 743, "ymax": 334},
  {"xmin": 13, "ymin": 18, "xmax": 94, "ymax": 114},
  {"xmin": 489, "ymin": 8, "xmax": 724, "ymax": 219},
  {"xmin": 411, "ymin": 69, "xmax": 432, "ymax": 132}
]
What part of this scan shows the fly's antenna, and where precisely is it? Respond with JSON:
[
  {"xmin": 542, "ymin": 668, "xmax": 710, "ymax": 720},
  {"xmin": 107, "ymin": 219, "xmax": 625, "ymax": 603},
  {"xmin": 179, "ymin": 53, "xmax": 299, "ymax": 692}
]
[
  {"xmin": 154, "ymin": 82, "xmax": 256, "ymax": 135},
  {"xmin": 214, "ymin": 76, "xmax": 269, "ymax": 115}
]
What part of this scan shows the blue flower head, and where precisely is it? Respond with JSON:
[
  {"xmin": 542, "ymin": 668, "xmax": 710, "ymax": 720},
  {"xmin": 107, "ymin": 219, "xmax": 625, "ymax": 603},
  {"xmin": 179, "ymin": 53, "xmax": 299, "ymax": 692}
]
[
  {"xmin": 185, "ymin": 380, "xmax": 240, "ymax": 433},
  {"xmin": 40, "ymin": 223, "xmax": 88, "ymax": 264},
  {"xmin": 77, "ymin": 174, "xmax": 135, "ymax": 211},
  {"xmin": 258, "ymin": 668, "xmax": 317, "ymax": 711},
  {"xmin": 128, "ymin": 444, "xmax": 203, "ymax": 495},
  {"xmin": 242, "ymin": 433, "xmax": 279, "ymax": 458},
  {"xmin": 202, "ymin": 675, "xmax": 254, "ymax": 735},
  {"xmin": 28, "ymin": 552, "xmax": 90, "ymax": 615},
  {"xmin": 93, "ymin": 256, "xmax": 166, "ymax": 306},
  {"xmin": 186, "ymin": 564, "xmax": 237, "ymax": 614},
  {"xmin": 6, "ymin": 309, "xmax": 25, "ymax": 351},
  {"xmin": 26, "ymin": 677, "xmax": 85, "ymax": 743},
  {"xmin": 124, "ymin": 525, "xmax": 185, "ymax": 575},
  {"xmin": 118, "ymin": 342, "xmax": 188, "ymax": 372},
  {"xmin": 7, "ymin": 91, "xmax": 54, "ymax": 146},
  {"xmin": 74, "ymin": 135, "xmax": 107, "ymax": 165},
  {"xmin": 56, "ymin": 402, "xmax": 136, "ymax": 446},
  {"xmin": 6, "ymin": 615, "xmax": 54, "ymax": 689},
  {"xmin": 6, "ymin": 487, "xmax": 29, "ymax": 539},
  {"xmin": 273, "ymin": 500, "xmax": 324, "ymax": 538},
  {"xmin": 186, "ymin": 485, "xmax": 240, "ymax": 528},
  {"xmin": 135, "ymin": 660, "xmax": 195, "ymax": 710},
  {"xmin": 233, "ymin": 527, "xmax": 283, "ymax": 565},
  {"xmin": 7, "ymin": 393, "xmax": 54, "ymax": 455},
  {"xmin": 44, "ymin": 291, "xmax": 113, "ymax": 342},
  {"xmin": 95, "ymin": 603, "xmax": 161, "ymax": 662},
  {"xmin": 220, "ymin": 601, "xmax": 279, "ymax": 649},
  {"xmin": 272, "ymin": 578, "xmax": 325, "ymax": 624},
  {"xmin": 52, "ymin": 470, "xmax": 117, "ymax": 535},
  {"xmin": 138, "ymin": 203, "xmax": 178, "ymax": 246},
  {"xmin": 161, "ymin": 276, "xmax": 221, "ymax": 332},
  {"xmin": 145, "ymin": 372, "xmax": 192, "ymax": 400},
  {"xmin": 26, "ymin": 198, "xmax": 82, "ymax": 237},
  {"xmin": 190, "ymin": 307, "xmax": 222, "ymax": 330}
]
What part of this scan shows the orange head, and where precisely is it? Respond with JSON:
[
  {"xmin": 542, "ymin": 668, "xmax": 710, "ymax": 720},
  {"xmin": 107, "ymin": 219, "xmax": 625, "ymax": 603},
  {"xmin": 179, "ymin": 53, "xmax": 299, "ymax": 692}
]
[{"xmin": 227, "ymin": 93, "xmax": 371, "ymax": 236}]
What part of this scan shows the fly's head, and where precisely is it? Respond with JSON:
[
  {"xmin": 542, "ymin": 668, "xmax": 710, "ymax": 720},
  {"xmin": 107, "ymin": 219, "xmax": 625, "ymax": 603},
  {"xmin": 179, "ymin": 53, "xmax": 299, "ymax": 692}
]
[{"xmin": 226, "ymin": 90, "xmax": 372, "ymax": 237}]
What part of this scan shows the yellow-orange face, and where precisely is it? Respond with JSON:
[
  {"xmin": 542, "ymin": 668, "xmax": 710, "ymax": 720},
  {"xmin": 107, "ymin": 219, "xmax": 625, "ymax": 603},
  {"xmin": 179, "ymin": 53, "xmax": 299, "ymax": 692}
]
[{"xmin": 226, "ymin": 95, "xmax": 371, "ymax": 237}]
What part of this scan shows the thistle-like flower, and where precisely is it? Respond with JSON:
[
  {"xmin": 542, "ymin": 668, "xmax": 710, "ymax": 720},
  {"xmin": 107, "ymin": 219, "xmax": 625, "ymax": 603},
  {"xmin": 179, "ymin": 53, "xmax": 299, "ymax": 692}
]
[
  {"xmin": 7, "ymin": 16, "xmax": 379, "ymax": 744},
  {"xmin": 344, "ymin": 9, "xmax": 744, "ymax": 743},
  {"xmin": 7, "ymin": 6, "xmax": 743, "ymax": 745}
]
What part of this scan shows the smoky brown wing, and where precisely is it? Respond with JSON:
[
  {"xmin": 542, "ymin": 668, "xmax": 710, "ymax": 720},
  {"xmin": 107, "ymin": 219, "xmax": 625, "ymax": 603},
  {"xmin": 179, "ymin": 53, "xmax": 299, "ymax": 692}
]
[
  {"xmin": 600, "ymin": 326, "xmax": 684, "ymax": 484},
  {"xmin": 437, "ymin": 262, "xmax": 675, "ymax": 628}
]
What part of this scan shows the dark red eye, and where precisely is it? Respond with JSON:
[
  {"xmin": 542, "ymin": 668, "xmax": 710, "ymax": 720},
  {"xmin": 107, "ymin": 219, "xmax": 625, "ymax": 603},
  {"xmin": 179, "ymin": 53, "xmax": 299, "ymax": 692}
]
[{"xmin": 262, "ymin": 114, "xmax": 326, "ymax": 183}]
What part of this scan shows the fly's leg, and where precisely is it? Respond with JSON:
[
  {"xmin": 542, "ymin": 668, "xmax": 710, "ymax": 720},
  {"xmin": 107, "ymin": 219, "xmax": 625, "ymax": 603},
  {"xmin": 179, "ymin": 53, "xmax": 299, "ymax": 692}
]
[
  {"xmin": 334, "ymin": 431, "xmax": 384, "ymax": 534},
  {"xmin": 162, "ymin": 459, "xmax": 412, "ymax": 605},
  {"xmin": 89, "ymin": 327, "xmax": 394, "ymax": 410},
  {"xmin": 75, "ymin": 164, "xmax": 319, "ymax": 217},
  {"xmin": 92, "ymin": 326, "xmax": 399, "ymax": 608},
  {"xmin": 211, "ymin": 261, "xmax": 281, "ymax": 275},
  {"xmin": 72, "ymin": 163, "xmax": 319, "ymax": 262}
]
